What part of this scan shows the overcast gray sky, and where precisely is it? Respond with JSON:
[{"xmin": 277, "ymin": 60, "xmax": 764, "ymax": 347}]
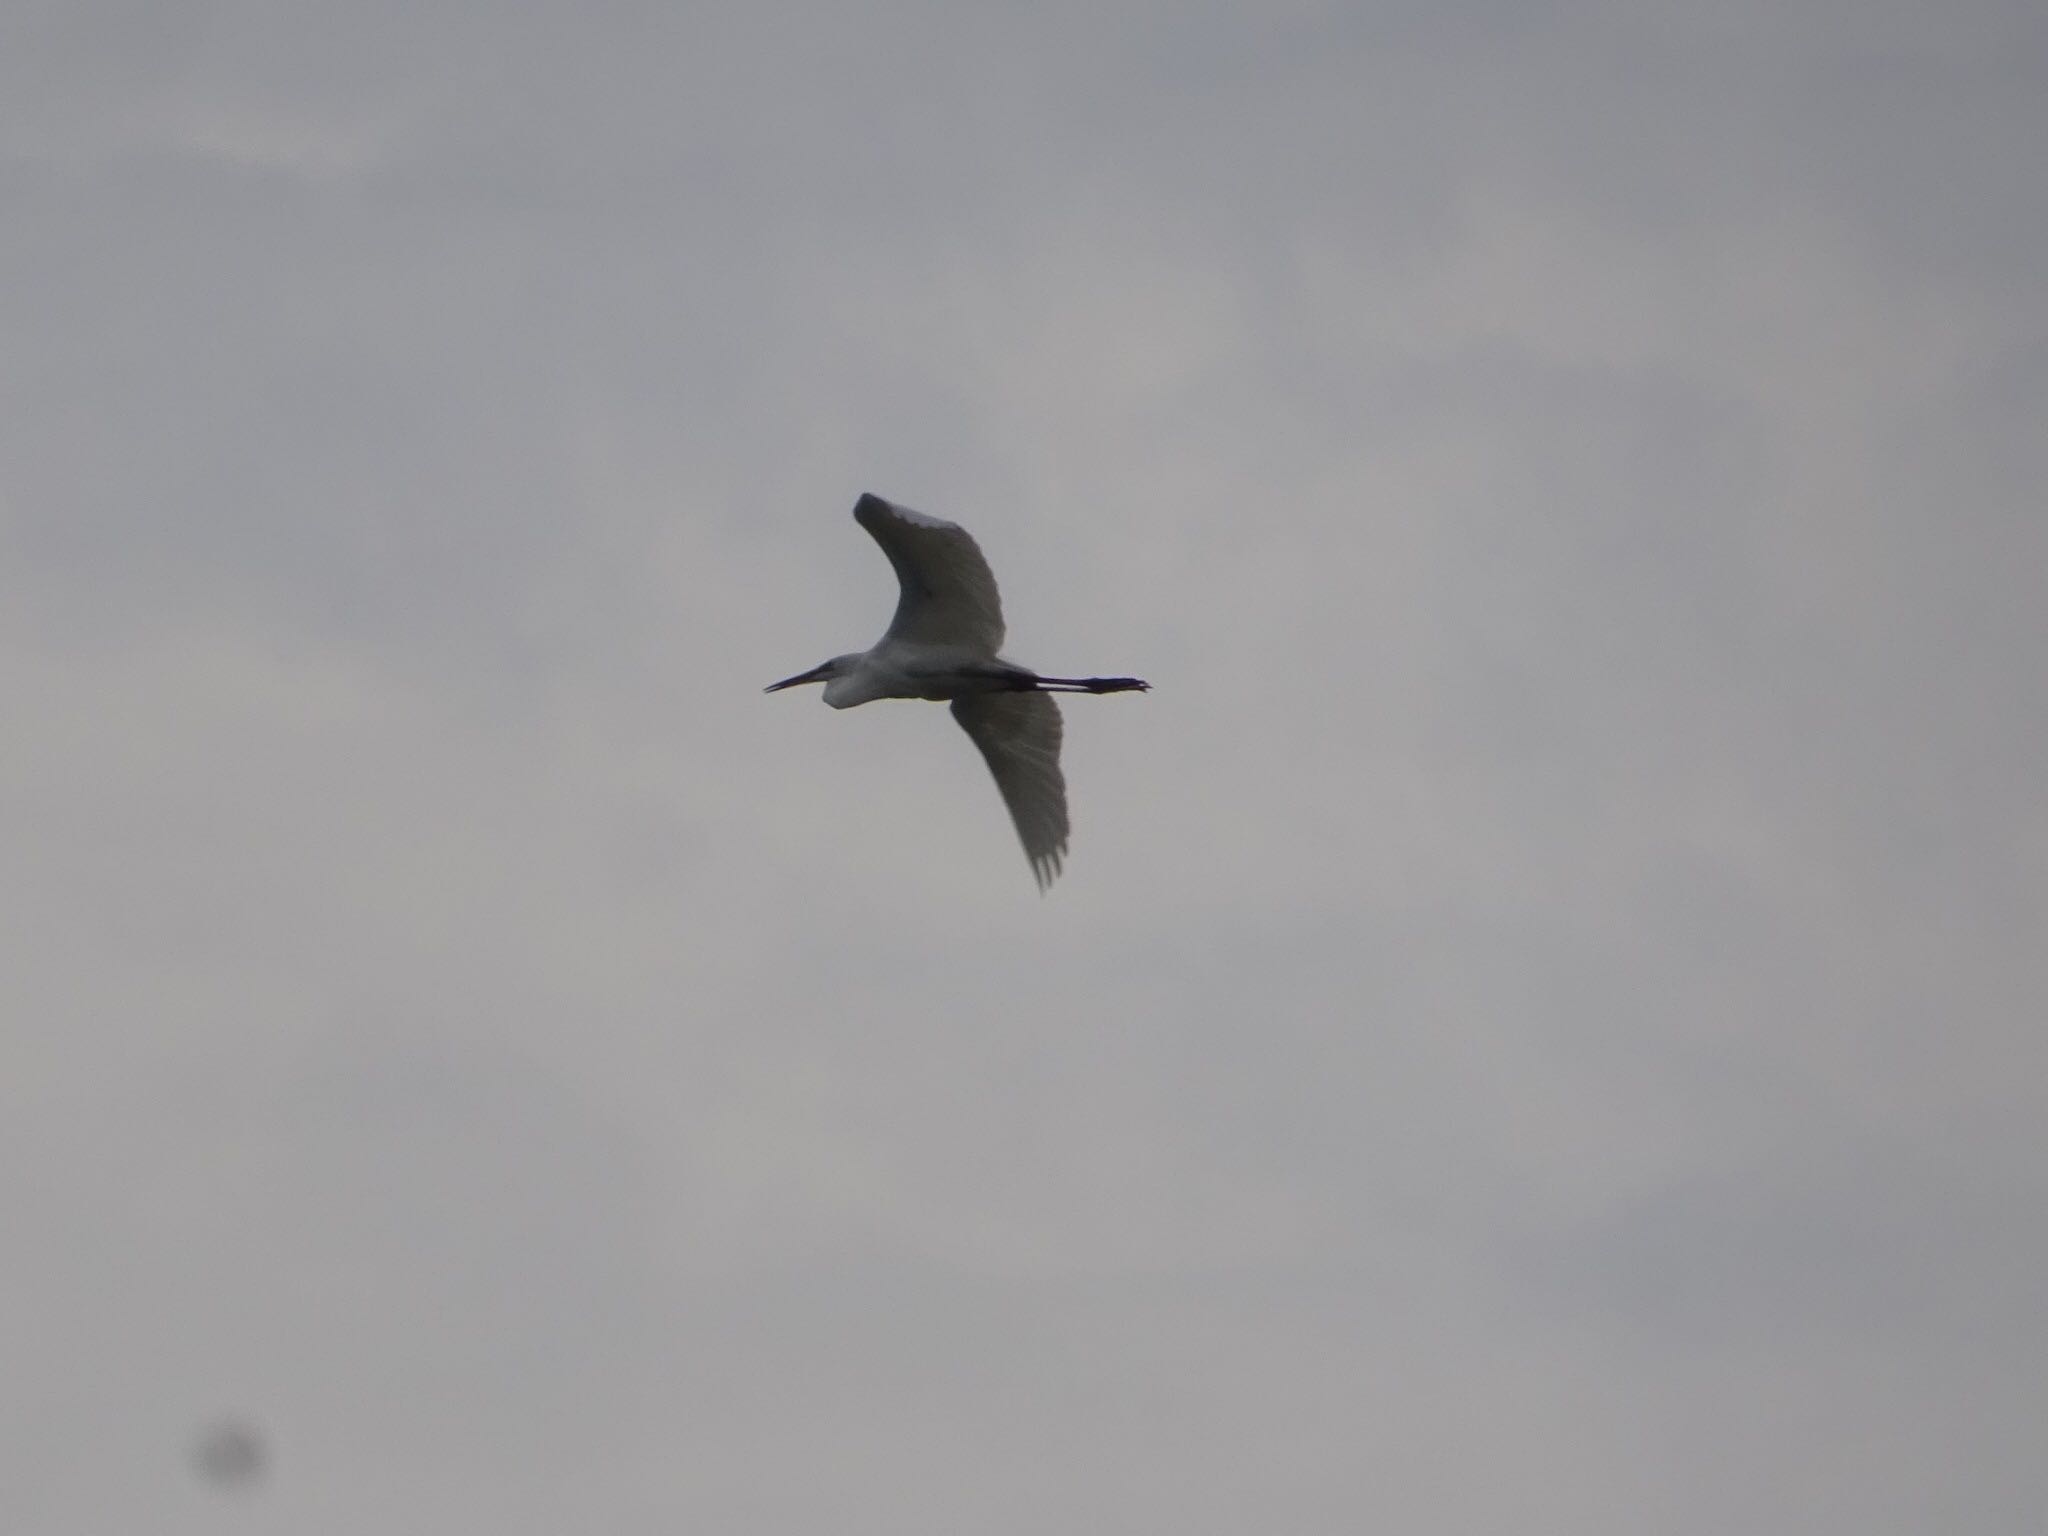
[{"xmin": 5, "ymin": 1, "xmax": 2045, "ymax": 1530}]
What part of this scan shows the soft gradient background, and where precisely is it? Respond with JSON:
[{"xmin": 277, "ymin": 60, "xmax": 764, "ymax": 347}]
[{"xmin": 5, "ymin": 2, "xmax": 2044, "ymax": 1530}]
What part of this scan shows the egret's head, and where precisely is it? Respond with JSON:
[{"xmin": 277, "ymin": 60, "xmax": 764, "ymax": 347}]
[{"xmin": 763, "ymin": 654, "xmax": 857, "ymax": 694}]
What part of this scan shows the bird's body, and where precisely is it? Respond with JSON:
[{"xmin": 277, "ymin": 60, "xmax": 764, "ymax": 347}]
[
  {"xmin": 767, "ymin": 493, "xmax": 1148, "ymax": 889},
  {"xmin": 813, "ymin": 641, "xmax": 1019, "ymax": 709}
]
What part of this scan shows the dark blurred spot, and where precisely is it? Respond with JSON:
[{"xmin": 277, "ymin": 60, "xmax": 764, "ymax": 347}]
[{"xmin": 192, "ymin": 1420, "xmax": 266, "ymax": 1488}]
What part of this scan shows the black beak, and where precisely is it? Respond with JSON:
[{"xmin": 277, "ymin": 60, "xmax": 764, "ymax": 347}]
[{"xmin": 764, "ymin": 662, "xmax": 832, "ymax": 693}]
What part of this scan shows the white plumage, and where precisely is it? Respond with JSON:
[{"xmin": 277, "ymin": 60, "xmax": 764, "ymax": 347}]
[{"xmin": 766, "ymin": 493, "xmax": 1148, "ymax": 890}]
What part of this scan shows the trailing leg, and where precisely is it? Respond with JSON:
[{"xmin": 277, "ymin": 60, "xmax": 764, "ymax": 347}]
[{"xmin": 1031, "ymin": 675, "xmax": 1150, "ymax": 694}]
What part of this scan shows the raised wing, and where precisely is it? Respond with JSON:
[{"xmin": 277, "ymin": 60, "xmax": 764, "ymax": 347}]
[
  {"xmin": 855, "ymin": 493, "xmax": 1005, "ymax": 656},
  {"xmin": 951, "ymin": 692, "xmax": 1069, "ymax": 891}
]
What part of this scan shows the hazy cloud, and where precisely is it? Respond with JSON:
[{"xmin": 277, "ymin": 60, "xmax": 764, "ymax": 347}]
[{"xmin": 4, "ymin": 2, "xmax": 2043, "ymax": 1531}]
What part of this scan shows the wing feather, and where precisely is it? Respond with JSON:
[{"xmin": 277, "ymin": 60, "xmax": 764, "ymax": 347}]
[
  {"xmin": 855, "ymin": 493, "xmax": 1006, "ymax": 655},
  {"xmin": 951, "ymin": 692, "xmax": 1069, "ymax": 890}
]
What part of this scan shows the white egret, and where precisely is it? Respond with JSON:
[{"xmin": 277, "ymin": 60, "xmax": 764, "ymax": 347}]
[{"xmin": 767, "ymin": 493, "xmax": 1148, "ymax": 890}]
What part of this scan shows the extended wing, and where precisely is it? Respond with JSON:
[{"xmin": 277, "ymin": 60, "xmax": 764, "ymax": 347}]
[
  {"xmin": 951, "ymin": 691, "xmax": 1069, "ymax": 890},
  {"xmin": 854, "ymin": 493, "xmax": 1006, "ymax": 656}
]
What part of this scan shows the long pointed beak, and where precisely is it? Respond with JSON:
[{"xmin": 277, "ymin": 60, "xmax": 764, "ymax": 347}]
[{"xmin": 764, "ymin": 662, "xmax": 831, "ymax": 693}]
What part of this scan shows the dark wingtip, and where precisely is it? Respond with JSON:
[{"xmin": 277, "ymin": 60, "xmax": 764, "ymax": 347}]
[{"xmin": 853, "ymin": 492, "xmax": 889, "ymax": 518}]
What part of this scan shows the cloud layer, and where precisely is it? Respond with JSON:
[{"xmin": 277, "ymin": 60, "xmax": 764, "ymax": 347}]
[{"xmin": 4, "ymin": 2, "xmax": 2044, "ymax": 1530}]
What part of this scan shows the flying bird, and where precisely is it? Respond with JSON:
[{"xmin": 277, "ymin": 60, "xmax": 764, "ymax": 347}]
[{"xmin": 767, "ymin": 493, "xmax": 1149, "ymax": 889}]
